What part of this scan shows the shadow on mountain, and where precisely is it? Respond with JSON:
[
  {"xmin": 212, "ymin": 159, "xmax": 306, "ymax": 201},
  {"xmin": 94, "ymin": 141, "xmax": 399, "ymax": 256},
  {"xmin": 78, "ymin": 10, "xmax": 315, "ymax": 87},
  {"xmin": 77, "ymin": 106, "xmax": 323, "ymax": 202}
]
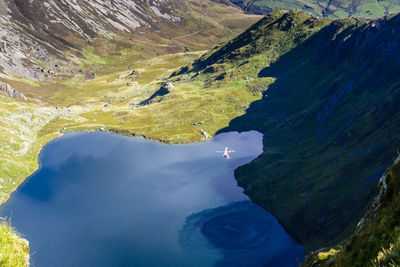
[
  {"xmin": 139, "ymin": 83, "xmax": 172, "ymax": 106},
  {"xmin": 216, "ymin": 14, "xmax": 400, "ymax": 251}
]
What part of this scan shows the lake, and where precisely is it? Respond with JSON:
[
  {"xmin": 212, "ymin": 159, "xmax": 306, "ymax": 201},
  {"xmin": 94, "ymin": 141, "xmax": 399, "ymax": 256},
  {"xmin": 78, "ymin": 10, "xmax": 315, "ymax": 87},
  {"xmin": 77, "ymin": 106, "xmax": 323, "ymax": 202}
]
[{"xmin": 0, "ymin": 131, "xmax": 304, "ymax": 266}]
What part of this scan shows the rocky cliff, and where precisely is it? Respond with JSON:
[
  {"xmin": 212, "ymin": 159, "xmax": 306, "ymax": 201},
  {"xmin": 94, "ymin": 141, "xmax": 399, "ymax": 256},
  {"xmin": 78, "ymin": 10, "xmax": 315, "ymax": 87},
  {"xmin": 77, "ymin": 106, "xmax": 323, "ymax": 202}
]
[{"xmin": 303, "ymin": 156, "xmax": 400, "ymax": 266}]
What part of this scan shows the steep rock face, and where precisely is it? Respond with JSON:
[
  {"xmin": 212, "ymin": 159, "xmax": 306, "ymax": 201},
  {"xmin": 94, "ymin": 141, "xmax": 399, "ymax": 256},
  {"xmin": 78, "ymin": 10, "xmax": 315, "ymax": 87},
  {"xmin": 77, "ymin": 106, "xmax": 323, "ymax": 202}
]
[
  {"xmin": 172, "ymin": 10, "xmax": 400, "ymax": 251},
  {"xmin": 8, "ymin": 0, "xmax": 183, "ymax": 36},
  {"xmin": 0, "ymin": 0, "xmax": 185, "ymax": 78},
  {"xmin": 0, "ymin": 83, "xmax": 26, "ymax": 100},
  {"xmin": 304, "ymin": 157, "xmax": 400, "ymax": 266}
]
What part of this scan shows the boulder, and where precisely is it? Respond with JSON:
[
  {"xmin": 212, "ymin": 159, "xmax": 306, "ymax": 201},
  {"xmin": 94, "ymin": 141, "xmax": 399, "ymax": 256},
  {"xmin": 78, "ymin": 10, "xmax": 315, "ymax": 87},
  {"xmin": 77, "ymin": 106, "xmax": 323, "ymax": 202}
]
[
  {"xmin": 139, "ymin": 82, "xmax": 174, "ymax": 106},
  {"xmin": 200, "ymin": 129, "xmax": 210, "ymax": 138},
  {"xmin": 0, "ymin": 42, "xmax": 6, "ymax": 53},
  {"xmin": 0, "ymin": 83, "xmax": 27, "ymax": 100}
]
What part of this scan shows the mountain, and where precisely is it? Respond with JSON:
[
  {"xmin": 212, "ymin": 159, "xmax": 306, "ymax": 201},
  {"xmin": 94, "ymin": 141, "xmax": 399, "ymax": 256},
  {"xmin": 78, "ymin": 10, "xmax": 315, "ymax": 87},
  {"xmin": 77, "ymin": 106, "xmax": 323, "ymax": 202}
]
[
  {"xmin": 0, "ymin": 0, "xmax": 260, "ymax": 79},
  {"xmin": 171, "ymin": 10, "xmax": 400, "ymax": 252},
  {"xmin": 228, "ymin": 0, "xmax": 400, "ymax": 18},
  {"xmin": 1, "ymin": 1, "xmax": 400, "ymax": 265}
]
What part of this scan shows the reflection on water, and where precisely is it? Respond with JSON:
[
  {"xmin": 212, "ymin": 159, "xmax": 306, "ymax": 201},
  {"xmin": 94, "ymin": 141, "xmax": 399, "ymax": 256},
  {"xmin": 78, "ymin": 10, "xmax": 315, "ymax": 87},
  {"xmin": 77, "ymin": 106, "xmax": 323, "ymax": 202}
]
[
  {"xmin": 180, "ymin": 201, "xmax": 304, "ymax": 267},
  {"xmin": 0, "ymin": 131, "xmax": 304, "ymax": 266}
]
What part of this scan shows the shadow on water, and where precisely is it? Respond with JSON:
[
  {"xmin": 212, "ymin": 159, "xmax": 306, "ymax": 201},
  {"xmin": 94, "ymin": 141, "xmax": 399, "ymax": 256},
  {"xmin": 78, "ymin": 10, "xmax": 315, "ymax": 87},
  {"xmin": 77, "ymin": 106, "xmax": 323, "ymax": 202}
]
[
  {"xmin": 179, "ymin": 201, "xmax": 304, "ymax": 267},
  {"xmin": 0, "ymin": 131, "xmax": 305, "ymax": 266}
]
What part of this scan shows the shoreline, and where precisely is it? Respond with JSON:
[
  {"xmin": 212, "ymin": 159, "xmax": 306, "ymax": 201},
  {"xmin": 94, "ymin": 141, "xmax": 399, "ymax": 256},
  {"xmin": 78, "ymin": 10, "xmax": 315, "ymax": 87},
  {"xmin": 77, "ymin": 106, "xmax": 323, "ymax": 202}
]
[{"xmin": 0, "ymin": 129, "xmax": 306, "ymax": 265}]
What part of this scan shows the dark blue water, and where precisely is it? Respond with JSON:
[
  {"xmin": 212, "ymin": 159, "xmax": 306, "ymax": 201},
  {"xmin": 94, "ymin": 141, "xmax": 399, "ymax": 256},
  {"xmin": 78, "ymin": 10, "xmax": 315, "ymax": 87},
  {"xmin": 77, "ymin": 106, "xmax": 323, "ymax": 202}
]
[{"xmin": 0, "ymin": 131, "xmax": 304, "ymax": 266}]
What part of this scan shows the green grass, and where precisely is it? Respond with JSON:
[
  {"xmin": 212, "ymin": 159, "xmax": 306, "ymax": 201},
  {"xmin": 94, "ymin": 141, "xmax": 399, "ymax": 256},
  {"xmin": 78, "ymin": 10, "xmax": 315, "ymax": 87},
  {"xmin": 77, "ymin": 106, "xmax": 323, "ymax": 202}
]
[
  {"xmin": 359, "ymin": 2, "xmax": 386, "ymax": 18},
  {"xmin": 0, "ymin": 97, "xmax": 61, "ymax": 204},
  {"xmin": 0, "ymin": 220, "xmax": 29, "ymax": 267},
  {"xmin": 0, "ymin": 41, "xmax": 271, "ymax": 264},
  {"xmin": 303, "ymin": 158, "xmax": 400, "ymax": 266},
  {"xmin": 237, "ymin": 0, "xmax": 400, "ymax": 18}
]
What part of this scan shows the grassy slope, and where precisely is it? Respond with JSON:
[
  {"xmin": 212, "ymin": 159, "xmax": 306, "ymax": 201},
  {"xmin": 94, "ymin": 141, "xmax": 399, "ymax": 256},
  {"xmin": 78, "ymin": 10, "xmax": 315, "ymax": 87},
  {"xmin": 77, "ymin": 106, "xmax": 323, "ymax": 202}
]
[
  {"xmin": 0, "ymin": 220, "xmax": 29, "ymax": 267},
  {"xmin": 232, "ymin": 0, "xmax": 400, "ymax": 18},
  {"xmin": 303, "ymin": 157, "xmax": 400, "ymax": 266},
  {"xmin": 0, "ymin": 97, "xmax": 77, "ymax": 266},
  {"xmin": 0, "ymin": 97, "xmax": 62, "ymax": 204},
  {"xmin": 0, "ymin": 51, "xmax": 267, "ymax": 265}
]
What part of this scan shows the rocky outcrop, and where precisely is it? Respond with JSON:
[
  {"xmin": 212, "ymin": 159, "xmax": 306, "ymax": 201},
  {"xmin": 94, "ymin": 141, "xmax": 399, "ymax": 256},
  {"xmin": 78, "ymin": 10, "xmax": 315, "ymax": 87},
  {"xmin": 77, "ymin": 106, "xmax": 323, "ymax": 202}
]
[
  {"xmin": 200, "ymin": 129, "xmax": 210, "ymax": 138},
  {"xmin": 139, "ymin": 82, "xmax": 174, "ymax": 106},
  {"xmin": 357, "ymin": 155, "xmax": 400, "ymax": 229},
  {"xmin": 303, "ymin": 155, "xmax": 400, "ymax": 266},
  {"xmin": 0, "ymin": 41, "xmax": 6, "ymax": 53},
  {"xmin": 0, "ymin": 83, "xmax": 26, "ymax": 100},
  {"xmin": 0, "ymin": 0, "xmax": 186, "ymax": 79}
]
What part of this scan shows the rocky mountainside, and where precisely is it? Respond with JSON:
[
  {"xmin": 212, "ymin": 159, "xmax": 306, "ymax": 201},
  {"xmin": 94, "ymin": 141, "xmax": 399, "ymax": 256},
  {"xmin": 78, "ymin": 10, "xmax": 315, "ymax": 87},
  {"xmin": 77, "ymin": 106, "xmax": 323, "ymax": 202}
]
[
  {"xmin": 229, "ymin": 0, "xmax": 400, "ymax": 18},
  {"xmin": 0, "ymin": 83, "xmax": 26, "ymax": 100},
  {"xmin": 173, "ymin": 10, "xmax": 400, "ymax": 252},
  {"xmin": 0, "ymin": 0, "xmax": 177, "ymax": 78},
  {"xmin": 0, "ymin": 0, "xmax": 259, "ymax": 79},
  {"xmin": 304, "ymin": 156, "xmax": 400, "ymax": 266}
]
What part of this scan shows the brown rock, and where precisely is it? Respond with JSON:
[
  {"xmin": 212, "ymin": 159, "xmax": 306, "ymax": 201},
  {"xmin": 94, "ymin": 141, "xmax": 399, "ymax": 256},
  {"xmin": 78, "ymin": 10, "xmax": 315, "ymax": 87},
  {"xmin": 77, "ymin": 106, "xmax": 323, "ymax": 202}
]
[{"xmin": 0, "ymin": 83, "xmax": 27, "ymax": 100}]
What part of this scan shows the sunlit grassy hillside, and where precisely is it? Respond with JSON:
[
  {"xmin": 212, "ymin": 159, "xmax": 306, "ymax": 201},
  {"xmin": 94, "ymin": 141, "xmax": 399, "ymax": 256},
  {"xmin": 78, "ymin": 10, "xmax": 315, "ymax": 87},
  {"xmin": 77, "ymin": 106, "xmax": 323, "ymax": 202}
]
[
  {"xmin": 0, "ymin": 220, "xmax": 29, "ymax": 267},
  {"xmin": 0, "ymin": 48, "xmax": 270, "ymax": 265}
]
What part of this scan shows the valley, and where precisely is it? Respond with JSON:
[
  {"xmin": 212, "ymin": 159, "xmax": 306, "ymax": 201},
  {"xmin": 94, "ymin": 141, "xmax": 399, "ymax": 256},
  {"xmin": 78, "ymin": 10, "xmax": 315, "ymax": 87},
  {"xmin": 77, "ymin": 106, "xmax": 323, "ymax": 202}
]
[
  {"xmin": 1, "ymin": 0, "xmax": 400, "ymax": 266},
  {"xmin": 0, "ymin": 0, "xmax": 262, "ymax": 208},
  {"xmin": 228, "ymin": 0, "xmax": 400, "ymax": 18}
]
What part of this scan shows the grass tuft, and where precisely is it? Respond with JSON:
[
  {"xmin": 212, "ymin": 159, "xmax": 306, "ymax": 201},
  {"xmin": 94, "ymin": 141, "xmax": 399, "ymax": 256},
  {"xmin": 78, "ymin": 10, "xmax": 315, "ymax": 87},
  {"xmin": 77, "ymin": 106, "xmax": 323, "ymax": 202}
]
[{"xmin": 0, "ymin": 220, "xmax": 29, "ymax": 267}]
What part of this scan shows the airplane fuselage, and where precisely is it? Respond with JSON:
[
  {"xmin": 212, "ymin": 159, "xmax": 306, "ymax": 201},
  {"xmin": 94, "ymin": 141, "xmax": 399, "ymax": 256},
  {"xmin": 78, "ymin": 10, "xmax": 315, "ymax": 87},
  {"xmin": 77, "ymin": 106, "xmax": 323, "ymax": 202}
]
[
  {"xmin": 217, "ymin": 147, "xmax": 234, "ymax": 159},
  {"xmin": 223, "ymin": 147, "xmax": 230, "ymax": 159}
]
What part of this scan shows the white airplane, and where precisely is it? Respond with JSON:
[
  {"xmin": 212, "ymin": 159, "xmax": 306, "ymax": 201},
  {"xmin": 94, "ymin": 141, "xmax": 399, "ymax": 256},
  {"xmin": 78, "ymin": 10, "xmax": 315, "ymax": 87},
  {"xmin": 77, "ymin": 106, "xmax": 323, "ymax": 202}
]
[{"xmin": 217, "ymin": 146, "xmax": 235, "ymax": 159}]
